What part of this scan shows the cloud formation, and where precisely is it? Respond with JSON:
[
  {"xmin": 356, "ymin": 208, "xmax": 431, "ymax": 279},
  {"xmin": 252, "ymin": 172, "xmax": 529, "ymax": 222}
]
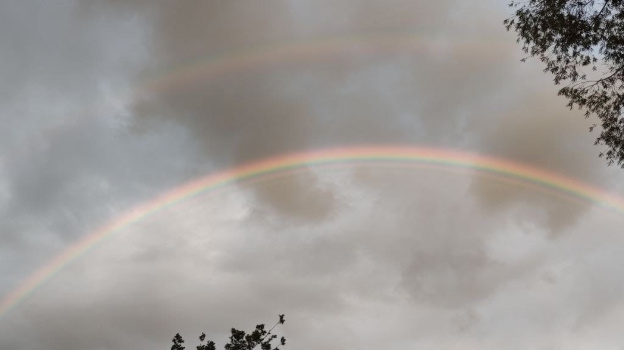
[{"xmin": 3, "ymin": 0, "xmax": 624, "ymax": 349}]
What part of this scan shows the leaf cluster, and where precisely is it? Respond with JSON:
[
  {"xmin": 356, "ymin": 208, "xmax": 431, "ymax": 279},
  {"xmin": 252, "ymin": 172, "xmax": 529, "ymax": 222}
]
[
  {"xmin": 505, "ymin": 0, "xmax": 624, "ymax": 165},
  {"xmin": 171, "ymin": 315, "xmax": 286, "ymax": 350}
]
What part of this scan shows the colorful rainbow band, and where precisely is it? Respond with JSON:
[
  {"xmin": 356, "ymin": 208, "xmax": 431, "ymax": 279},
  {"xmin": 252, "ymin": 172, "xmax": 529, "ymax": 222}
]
[
  {"xmin": 137, "ymin": 34, "xmax": 505, "ymax": 97},
  {"xmin": 1, "ymin": 146, "xmax": 623, "ymax": 321}
]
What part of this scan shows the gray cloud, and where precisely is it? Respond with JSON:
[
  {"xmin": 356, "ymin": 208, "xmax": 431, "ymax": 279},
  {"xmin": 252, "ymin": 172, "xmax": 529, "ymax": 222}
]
[
  {"xmin": 6, "ymin": 166, "xmax": 624, "ymax": 349},
  {"xmin": 127, "ymin": 0, "xmax": 521, "ymax": 223},
  {"xmin": 468, "ymin": 89, "xmax": 609, "ymax": 233},
  {"xmin": 3, "ymin": 0, "xmax": 624, "ymax": 349},
  {"xmin": 0, "ymin": 0, "xmax": 201, "ymax": 300}
]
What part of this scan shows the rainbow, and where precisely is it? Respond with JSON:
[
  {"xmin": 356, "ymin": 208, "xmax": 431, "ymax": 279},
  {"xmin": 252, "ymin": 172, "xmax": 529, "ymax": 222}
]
[
  {"xmin": 1, "ymin": 146, "xmax": 623, "ymax": 321},
  {"xmin": 136, "ymin": 34, "xmax": 507, "ymax": 97}
]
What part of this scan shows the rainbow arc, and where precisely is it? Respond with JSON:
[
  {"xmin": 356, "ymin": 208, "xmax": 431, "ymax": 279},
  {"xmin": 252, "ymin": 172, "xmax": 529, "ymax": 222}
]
[{"xmin": 1, "ymin": 146, "xmax": 623, "ymax": 321}]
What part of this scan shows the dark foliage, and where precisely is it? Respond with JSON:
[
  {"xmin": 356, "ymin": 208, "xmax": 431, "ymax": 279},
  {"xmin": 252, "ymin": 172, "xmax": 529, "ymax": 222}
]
[
  {"xmin": 505, "ymin": 0, "xmax": 624, "ymax": 166},
  {"xmin": 171, "ymin": 315, "xmax": 286, "ymax": 350}
]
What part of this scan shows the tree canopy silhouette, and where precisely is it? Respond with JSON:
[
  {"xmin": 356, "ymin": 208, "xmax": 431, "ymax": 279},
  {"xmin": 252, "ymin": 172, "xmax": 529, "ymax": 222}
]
[
  {"xmin": 171, "ymin": 314, "xmax": 286, "ymax": 350},
  {"xmin": 505, "ymin": 0, "xmax": 624, "ymax": 166}
]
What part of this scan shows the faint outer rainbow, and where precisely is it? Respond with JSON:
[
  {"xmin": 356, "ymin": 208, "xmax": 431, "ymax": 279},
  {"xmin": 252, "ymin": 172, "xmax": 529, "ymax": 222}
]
[
  {"xmin": 135, "ymin": 34, "xmax": 507, "ymax": 97},
  {"xmin": 45, "ymin": 34, "xmax": 508, "ymax": 145},
  {"xmin": 2, "ymin": 146, "xmax": 624, "ymax": 320}
]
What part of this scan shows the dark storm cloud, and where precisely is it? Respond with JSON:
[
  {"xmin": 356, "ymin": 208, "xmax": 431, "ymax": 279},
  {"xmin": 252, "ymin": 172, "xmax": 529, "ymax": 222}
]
[
  {"xmin": 130, "ymin": 0, "xmax": 514, "ymax": 152},
  {"xmin": 248, "ymin": 170, "xmax": 337, "ymax": 223},
  {"xmin": 468, "ymin": 88, "xmax": 610, "ymax": 234},
  {"xmin": 4, "ymin": 0, "xmax": 624, "ymax": 349},
  {"xmin": 127, "ymin": 0, "xmax": 520, "ymax": 222}
]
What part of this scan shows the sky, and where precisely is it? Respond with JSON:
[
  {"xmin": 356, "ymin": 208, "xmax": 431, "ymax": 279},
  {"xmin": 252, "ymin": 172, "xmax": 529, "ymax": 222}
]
[{"xmin": 2, "ymin": 0, "xmax": 624, "ymax": 349}]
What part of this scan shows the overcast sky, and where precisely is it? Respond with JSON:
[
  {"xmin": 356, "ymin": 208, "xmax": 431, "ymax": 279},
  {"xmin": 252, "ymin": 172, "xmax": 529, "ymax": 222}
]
[{"xmin": 3, "ymin": 1, "xmax": 624, "ymax": 349}]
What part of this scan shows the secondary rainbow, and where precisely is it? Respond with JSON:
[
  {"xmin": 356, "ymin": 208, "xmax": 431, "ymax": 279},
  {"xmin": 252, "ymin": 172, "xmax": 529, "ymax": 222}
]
[
  {"xmin": 2, "ymin": 146, "xmax": 624, "ymax": 321},
  {"xmin": 136, "ymin": 34, "xmax": 506, "ymax": 97}
]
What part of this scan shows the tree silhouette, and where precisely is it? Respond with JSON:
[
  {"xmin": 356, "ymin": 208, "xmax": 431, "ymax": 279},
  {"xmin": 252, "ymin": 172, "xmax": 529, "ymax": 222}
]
[
  {"xmin": 171, "ymin": 314, "xmax": 286, "ymax": 350},
  {"xmin": 505, "ymin": 0, "xmax": 624, "ymax": 166}
]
